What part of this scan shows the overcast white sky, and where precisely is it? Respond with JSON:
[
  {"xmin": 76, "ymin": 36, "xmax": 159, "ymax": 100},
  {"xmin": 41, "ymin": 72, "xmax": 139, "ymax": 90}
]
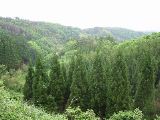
[{"xmin": 0, "ymin": 0, "xmax": 160, "ymax": 31}]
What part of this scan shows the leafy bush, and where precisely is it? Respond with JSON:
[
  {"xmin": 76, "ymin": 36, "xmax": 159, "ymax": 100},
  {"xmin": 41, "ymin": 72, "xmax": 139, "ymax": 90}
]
[
  {"xmin": 1, "ymin": 69, "xmax": 26, "ymax": 92},
  {"xmin": 0, "ymin": 65, "xmax": 7, "ymax": 78},
  {"xmin": 65, "ymin": 106, "xmax": 98, "ymax": 120},
  {"xmin": 155, "ymin": 116, "xmax": 160, "ymax": 120},
  {"xmin": 0, "ymin": 87, "xmax": 67, "ymax": 120},
  {"xmin": 108, "ymin": 109, "xmax": 143, "ymax": 120}
]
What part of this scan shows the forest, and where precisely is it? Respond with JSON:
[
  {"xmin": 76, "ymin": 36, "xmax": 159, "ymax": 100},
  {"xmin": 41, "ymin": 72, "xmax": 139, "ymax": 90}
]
[{"xmin": 0, "ymin": 17, "xmax": 160, "ymax": 120}]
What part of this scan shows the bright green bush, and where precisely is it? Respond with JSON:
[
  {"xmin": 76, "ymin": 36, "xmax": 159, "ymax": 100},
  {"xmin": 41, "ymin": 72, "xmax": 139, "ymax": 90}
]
[
  {"xmin": 108, "ymin": 109, "xmax": 143, "ymax": 120},
  {"xmin": 0, "ymin": 87, "xmax": 67, "ymax": 120},
  {"xmin": 155, "ymin": 116, "xmax": 160, "ymax": 120},
  {"xmin": 65, "ymin": 106, "xmax": 98, "ymax": 120},
  {"xmin": 1, "ymin": 69, "xmax": 26, "ymax": 92}
]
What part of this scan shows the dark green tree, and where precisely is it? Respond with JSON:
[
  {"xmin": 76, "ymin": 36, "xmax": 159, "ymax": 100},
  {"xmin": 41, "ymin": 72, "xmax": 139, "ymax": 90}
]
[
  {"xmin": 32, "ymin": 57, "xmax": 48, "ymax": 106},
  {"xmin": 68, "ymin": 54, "xmax": 88, "ymax": 110},
  {"xmin": 109, "ymin": 51, "xmax": 132, "ymax": 115},
  {"xmin": 135, "ymin": 52, "xmax": 156, "ymax": 116},
  {"xmin": 49, "ymin": 54, "xmax": 65, "ymax": 112},
  {"xmin": 64, "ymin": 58, "xmax": 75, "ymax": 108},
  {"xmin": 23, "ymin": 63, "xmax": 34, "ymax": 101},
  {"xmin": 89, "ymin": 52, "xmax": 108, "ymax": 118},
  {"xmin": 0, "ymin": 30, "xmax": 20, "ymax": 69}
]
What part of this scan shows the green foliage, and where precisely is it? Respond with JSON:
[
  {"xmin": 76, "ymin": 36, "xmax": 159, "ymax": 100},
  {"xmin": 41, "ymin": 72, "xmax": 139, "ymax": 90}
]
[
  {"xmin": 49, "ymin": 54, "xmax": 65, "ymax": 111},
  {"xmin": 108, "ymin": 109, "xmax": 143, "ymax": 120},
  {"xmin": 20, "ymin": 32, "xmax": 160, "ymax": 119},
  {"xmin": 109, "ymin": 50, "xmax": 132, "ymax": 115},
  {"xmin": 0, "ymin": 30, "xmax": 20, "ymax": 69},
  {"xmin": 1, "ymin": 16, "xmax": 160, "ymax": 119},
  {"xmin": 68, "ymin": 54, "xmax": 88, "ymax": 110},
  {"xmin": 84, "ymin": 27, "xmax": 145, "ymax": 41},
  {"xmin": 135, "ymin": 51, "xmax": 156, "ymax": 116},
  {"xmin": 89, "ymin": 52, "xmax": 108, "ymax": 117},
  {"xmin": 32, "ymin": 57, "xmax": 49, "ymax": 106},
  {"xmin": 0, "ymin": 64, "xmax": 7, "ymax": 78},
  {"xmin": 23, "ymin": 64, "xmax": 34, "ymax": 101},
  {"xmin": 64, "ymin": 57, "xmax": 75, "ymax": 107},
  {"xmin": 1, "ymin": 69, "xmax": 26, "ymax": 92},
  {"xmin": 155, "ymin": 116, "xmax": 160, "ymax": 120},
  {"xmin": 65, "ymin": 106, "xmax": 98, "ymax": 120},
  {"xmin": 0, "ymin": 17, "xmax": 146, "ymax": 70},
  {"xmin": 0, "ymin": 87, "xmax": 67, "ymax": 120}
]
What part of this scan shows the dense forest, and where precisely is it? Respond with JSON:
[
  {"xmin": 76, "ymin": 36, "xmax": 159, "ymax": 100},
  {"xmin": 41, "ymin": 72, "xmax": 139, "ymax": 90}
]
[
  {"xmin": 0, "ymin": 17, "xmax": 146, "ymax": 70},
  {"xmin": 0, "ymin": 17, "xmax": 160, "ymax": 120}
]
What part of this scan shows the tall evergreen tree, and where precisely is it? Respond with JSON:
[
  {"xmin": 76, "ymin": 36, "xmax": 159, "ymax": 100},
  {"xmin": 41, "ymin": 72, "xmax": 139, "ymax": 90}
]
[
  {"xmin": 64, "ymin": 57, "xmax": 75, "ymax": 108},
  {"xmin": 135, "ymin": 52, "xmax": 156, "ymax": 116},
  {"xmin": 89, "ymin": 52, "xmax": 108, "ymax": 118},
  {"xmin": 49, "ymin": 54, "xmax": 65, "ymax": 112},
  {"xmin": 23, "ymin": 63, "xmax": 34, "ymax": 101},
  {"xmin": 127, "ymin": 58, "xmax": 141, "ymax": 98},
  {"xmin": 32, "ymin": 57, "xmax": 48, "ymax": 106},
  {"xmin": 68, "ymin": 54, "xmax": 88, "ymax": 110},
  {"xmin": 0, "ymin": 30, "xmax": 20, "ymax": 69},
  {"xmin": 109, "ymin": 51, "xmax": 132, "ymax": 115}
]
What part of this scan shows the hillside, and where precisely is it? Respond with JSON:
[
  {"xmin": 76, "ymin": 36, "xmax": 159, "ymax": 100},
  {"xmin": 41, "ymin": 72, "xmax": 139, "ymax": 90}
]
[
  {"xmin": 0, "ymin": 17, "xmax": 146, "ymax": 41},
  {"xmin": 84, "ymin": 27, "xmax": 145, "ymax": 41},
  {"xmin": 0, "ymin": 17, "xmax": 147, "ymax": 69},
  {"xmin": 0, "ymin": 85, "xmax": 67, "ymax": 120},
  {"xmin": 1, "ymin": 32, "xmax": 160, "ymax": 120},
  {"xmin": 1, "ymin": 16, "xmax": 160, "ymax": 119}
]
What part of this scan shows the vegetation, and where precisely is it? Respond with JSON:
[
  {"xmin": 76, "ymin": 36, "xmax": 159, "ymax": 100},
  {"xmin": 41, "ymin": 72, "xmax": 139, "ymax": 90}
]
[
  {"xmin": 0, "ymin": 17, "xmax": 160, "ymax": 119},
  {"xmin": 20, "ymin": 32, "xmax": 160, "ymax": 119},
  {"xmin": 0, "ymin": 17, "xmax": 146, "ymax": 69},
  {"xmin": 0, "ymin": 85, "xmax": 67, "ymax": 120},
  {"xmin": 108, "ymin": 109, "xmax": 143, "ymax": 120}
]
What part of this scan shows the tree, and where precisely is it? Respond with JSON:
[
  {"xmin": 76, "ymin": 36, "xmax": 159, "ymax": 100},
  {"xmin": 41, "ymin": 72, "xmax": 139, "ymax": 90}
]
[
  {"xmin": 68, "ymin": 54, "xmax": 88, "ymax": 110},
  {"xmin": 0, "ymin": 30, "xmax": 20, "ymax": 70},
  {"xmin": 109, "ymin": 51, "xmax": 132, "ymax": 115},
  {"xmin": 64, "ymin": 57, "xmax": 75, "ymax": 108},
  {"xmin": 32, "ymin": 57, "xmax": 48, "ymax": 106},
  {"xmin": 135, "ymin": 52, "xmax": 156, "ymax": 116},
  {"xmin": 89, "ymin": 52, "xmax": 108, "ymax": 118},
  {"xmin": 0, "ymin": 65, "xmax": 7, "ymax": 78},
  {"xmin": 23, "ymin": 63, "xmax": 34, "ymax": 101},
  {"xmin": 49, "ymin": 54, "xmax": 65, "ymax": 112}
]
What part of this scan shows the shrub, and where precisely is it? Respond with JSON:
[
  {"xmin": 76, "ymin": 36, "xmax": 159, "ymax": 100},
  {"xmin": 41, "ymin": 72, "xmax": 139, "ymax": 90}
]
[
  {"xmin": 1, "ymin": 69, "xmax": 26, "ymax": 92},
  {"xmin": 0, "ymin": 87, "xmax": 67, "ymax": 120},
  {"xmin": 108, "ymin": 108, "xmax": 143, "ymax": 120},
  {"xmin": 65, "ymin": 106, "xmax": 99, "ymax": 120}
]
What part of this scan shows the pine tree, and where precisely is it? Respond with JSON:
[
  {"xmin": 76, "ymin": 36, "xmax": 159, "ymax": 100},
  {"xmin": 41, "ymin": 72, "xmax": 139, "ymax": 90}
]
[
  {"xmin": 135, "ymin": 52, "xmax": 155, "ymax": 116},
  {"xmin": 49, "ymin": 54, "xmax": 65, "ymax": 112},
  {"xmin": 127, "ymin": 58, "xmax": 141, "ymax": 98},
  {"xmin": 68, "ymin": 54, "xmax": 88, "ymax": 110},
  {"xmin": 32, "ymin": 57, "xmax": 48, "ymax": 106},
  {"xmin": 61, "ymin": 62, "xmax": 69, "ymax": 109},
  {"xmin": 89, "ymin": 52, "xmax": 108, "ymax": 118},
  {"xmin": 0, "ymin": 30, "xmax": 20, "ymax": 69},
  {"xmin": 64, "ymin": 57, "xmax": 75, "ymax": 108},
  {"xmin": 23, "ymin": 63, "xmax": 34, "ymax": 101},
  {"xmin": 109, "ymin": 51, "xmax": 132, "ymax": 115}
]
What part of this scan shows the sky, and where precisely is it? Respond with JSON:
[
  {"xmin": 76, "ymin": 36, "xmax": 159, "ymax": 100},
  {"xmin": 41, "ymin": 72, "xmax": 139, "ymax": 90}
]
[{"xmin": 0, "ymin": 0, "xmax": 160, "ymax": 31}]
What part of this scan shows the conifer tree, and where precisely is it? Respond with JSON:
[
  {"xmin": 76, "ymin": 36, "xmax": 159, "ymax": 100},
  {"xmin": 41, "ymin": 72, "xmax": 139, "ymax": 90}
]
[
  {"xmin": 135, "ymin": 52, "xmax": 156, "ymax": 115},
  {"xmin": 23, "ymin": 63, "xmax": 34, "ymax": 101},
  {"xmin": 49, "ymin": 54, "xmax": 65, "ymax": 111},
  {"xmin": 32, "ymin": 57, "xmax": 48, "ymax": 106},
  {"xmin": 64, "ymin": 58, "xmax": 75, "ymax": 108},
  {"xmin": 0, "ymin": 30, "xmax": 20, "ymax": 69},
  {"xmin": 89, "ymin": 52, "xmax": 108, "ymax": 118},
  {"xmin": 109, "ymin": 51, "xmax": 132, "ymax": 115},
  {"xmin": 68, "ymin": 54, "xmax": 88, "ymax": 110},
  {"xmin": 61, "ymin": 62, "xmax": 69, "ymax": 109}
]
